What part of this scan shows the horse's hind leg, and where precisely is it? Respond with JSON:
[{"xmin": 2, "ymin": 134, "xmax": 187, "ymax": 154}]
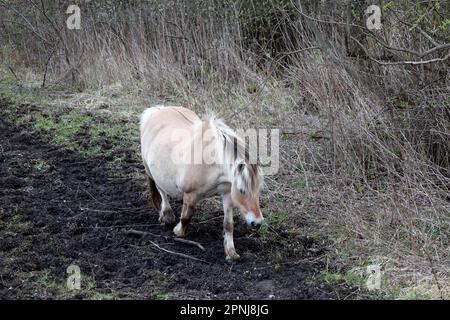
[
  {"xmin": 156, "ymin": 185, "xmax": 176, "ymax": 225},
  {"xmin": 173, "ymin": 192, "xmax": 197, "ymax": 238}
]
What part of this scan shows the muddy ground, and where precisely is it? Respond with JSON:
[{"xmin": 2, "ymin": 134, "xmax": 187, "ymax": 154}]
[{"xmin": 0, "ymin": 106, "xmax": 358, "ymax": 299}]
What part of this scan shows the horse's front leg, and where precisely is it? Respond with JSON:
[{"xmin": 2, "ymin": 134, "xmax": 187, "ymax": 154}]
[
  {"xmin": 173, "ymin": 192, "xmax": 197, "ymax": 238},
  {"xmin": 222, "ymin": 193, "xmax": 239, "ymax": 261}
]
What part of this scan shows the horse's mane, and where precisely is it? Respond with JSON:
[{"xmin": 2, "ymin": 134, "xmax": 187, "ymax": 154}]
[{"xmin": 207, "ymin": 115, "xmax": 263, "ymax": 197}]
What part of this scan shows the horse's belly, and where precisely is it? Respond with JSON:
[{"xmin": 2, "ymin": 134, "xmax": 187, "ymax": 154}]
[{"xmin": 147, "ymin": 162, "xmax": 183, "ymax": 199}]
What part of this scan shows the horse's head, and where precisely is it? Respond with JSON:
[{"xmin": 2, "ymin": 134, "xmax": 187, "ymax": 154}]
[{"xmin": 230, "ymin": 160, "xmax": 264, "ymax": 231}]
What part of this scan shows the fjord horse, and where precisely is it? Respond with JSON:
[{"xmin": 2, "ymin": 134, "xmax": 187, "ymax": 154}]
[{"xmin": 140, "ymin": 106, "xmax": 264, "ymax": 261}]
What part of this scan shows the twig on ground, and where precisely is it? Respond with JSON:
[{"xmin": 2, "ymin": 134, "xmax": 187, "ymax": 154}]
[
  {"xmin": 173, "ymin": 237, "xmax": 205, "ymax": 251},
  {"xmin": 123, "ymin": 229, "xmax": 161, "ymax": 237},
  {"xmin": 148, "ymin": 240, "xmax": 208, "ymax": 263},
  {"xmin": 124, "ymin": 229, "xmax": 206, "ymax": 253}
]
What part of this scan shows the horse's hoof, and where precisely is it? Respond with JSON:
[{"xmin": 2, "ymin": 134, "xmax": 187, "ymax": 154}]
[
  {"xmin": 173, "ymin": 222, "xmax": 186, "ymax": 238},
  {"xmin": 161, "ymin": 214, "xmax": 176, "ymax": 226},
  {"xmin": 225, "ymin": 253, "xmax": 240, "ymax": 262},
  {"xmin": 159, "ymin": 209, "xmax": 176, "ymax": 225}
]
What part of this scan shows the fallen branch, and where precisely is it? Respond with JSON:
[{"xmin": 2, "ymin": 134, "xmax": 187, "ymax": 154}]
[
  {"xmin": 148, "ymin": 240, "xmax": 208, "ymax": 263},
  {"xmin": 124, "ymin": 229, "xmax": 207, "ymax": 254},
  {"xmin": 123, "ymin": 229, "xmax": 161, "ymax": 237},
  {"xmin": 173, "ymin": 238, "xmax": 205, "ymax": 251}
]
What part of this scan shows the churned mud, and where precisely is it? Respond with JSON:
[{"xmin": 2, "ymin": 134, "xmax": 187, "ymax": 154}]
[{"xmin": 0, "ymin": 106, "xmax": 357, "ymax": 299}]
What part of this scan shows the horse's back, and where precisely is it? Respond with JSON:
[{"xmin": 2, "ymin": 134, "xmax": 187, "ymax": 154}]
[
  {"xmin": 140, "ymin": 105, "xmax": 201, "ymax": 143},
  {"xmin": 139, "ymin": 105, "xmax": 202, "ymax": 197},
  {"xmin": 140, "ymin": 105, "xmax": 200, "ymax": 132}
]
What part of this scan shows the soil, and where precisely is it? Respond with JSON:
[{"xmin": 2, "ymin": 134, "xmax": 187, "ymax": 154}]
[{"xmin": 0, "ymin": 111, "xmax": 357, "ymax": 299}]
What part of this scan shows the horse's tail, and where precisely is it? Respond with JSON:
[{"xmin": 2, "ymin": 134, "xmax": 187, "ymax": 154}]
[{"xmin": 146, "ymin": 175, "xmax": 161, "ymax": 212}]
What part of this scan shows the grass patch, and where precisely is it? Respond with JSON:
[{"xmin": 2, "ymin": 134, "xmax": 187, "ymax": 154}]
[
  {"xmin": 1, "ymin": 73, "xmax": 140, "ymax": 163},
  {"xmin": 32, "ymin": 159, "xmax": 50, "ymax": 171},
  {"xmin": 398, "ymin": 288, "xmax": 433, "ymax": 300},
  {"xmin": 0, "ymin": 73, "xmax": 50, "ymax": 107},
  {"xmin": 323, "ymin": 271, "xmax": 366, "ymax": 288},
  {"xmin": 1, "ymin": 97, "xmax": 139, "ymax": 162},
  {"xmin": 290, "ymin": 176, "xmax": 308, "ymax": 191},
  {"xmin": 259, "ymin": 205, "xmax": 290, "ymax": 239},
  {"xmin": 17, "ymin": 270, "xmax": 115, "ymax": 299},
  {"xmin": 0, "ymin": 214, "xmax": 30, "ymax": 236},
  {"xmin": 153, "ymin": 293, "xmax": 169, "ymax": 300}
]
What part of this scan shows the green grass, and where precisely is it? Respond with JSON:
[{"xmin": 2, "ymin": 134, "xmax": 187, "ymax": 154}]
[
  {"xmin": 17, "ymin": 270, "xmax": 115, "ymax": 299},
  {"xmin": 154, "ymin": 293, "xmax": 169, "ymax": 300},
  {"xmin": 322, "ymin": 269, "xmax": 393, "ymax": 299},
  {"xmin": 290, "ymin": 176, "xmax": 307, "ymax": 191},
  {"xmin": 81, "ymin": 275, "xmax": 115, "ymax": 300},
  {"xmin": 1, "ymin": 72, "xmax": 140, "ymax": 162},
  {"xmin": 0, "ymin": 214, "xmax": 30, "ymax": 236},
  {"xmin": 35, "ymin": 270, "xmax": 64, "ymax": 291},
  {"xmin": 3, "ymin": 99, "xmax": 139, "ymax": 161},
  {"xmin": 259, "ymin": 203, "xmax": 290, "ymax": 239},
  {"xmin": 310, "ymin": 231, "xmax": 327, "ymax": 246},
  {"xmin": 32, "ymin": 159, "xmax": 50, "ymax": 171},
  {"xmin": 0, "ymin": 73, "xmax": 51, "ymax": 107},
  {"xmin": 33, "ymin": 110, "xmax": 92, "ymax": 148},
  {"xmin": 400, "ymin": 288, "xmax": 433, "ymax": 300},
  {"xmin": 242, "ymin": 249, "xmax": 254, "ymax": 258},
  {"xmin": 323, "ymin": 271, "xmax": 366, "ymax": 287}
]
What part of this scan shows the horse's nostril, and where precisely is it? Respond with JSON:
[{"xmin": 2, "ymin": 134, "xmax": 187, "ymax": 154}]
[{"xmin": 251, "ymin": 221, "xmax": 262, "ymax": 230}]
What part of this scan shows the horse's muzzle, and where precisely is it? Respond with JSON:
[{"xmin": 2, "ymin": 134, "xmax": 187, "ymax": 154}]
[
  {"xmin": 245, "ymin": 212, "xmax": 264, "ymax": 231},
  {"xmin": 250, "ymin": 221, "xmax": 262, "ymax": 231}
]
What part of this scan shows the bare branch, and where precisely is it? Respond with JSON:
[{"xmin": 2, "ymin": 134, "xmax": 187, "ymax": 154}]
[
  {"xmin": 173, "ymin": 238, "xmax": 205, "ymax": 251},
  {"xmin": 290, "ymin": 1, "xmax": 450, "ymax": 60},
  {"xmin": 41, "ymin": 45, "xmax": 57, "ymax": 88},
  {"xmin": 420, "ymin": 44, "xmax": 450, "ymax": 58},
  {"xmin": 147, "ymin": 240, "xmax": 208, "ymax": 263},
  {"xmin": 281, "ymin": 46, "xmax": 321, "ymax": 55},
  {"xmin": 0, "ymin": 7, "xmax": 50, "ymax": 44},
  {"xmin": 416, "ymin": 26, "xmax": 441, "ymax": 47},
  {"xmin": 124, "ymin": 229, "xmax": 206, "ymax": 252},
  {"xmin": 290, "ymin": 0, "xmax": 367, "ymax": 31},
  {"xmin": 351, "ymin": 36, "xmax": 450, "ymax": 66},
  {"xmin": 6, "ymin": 65, "xmax": 20, "ymax": 83}
]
